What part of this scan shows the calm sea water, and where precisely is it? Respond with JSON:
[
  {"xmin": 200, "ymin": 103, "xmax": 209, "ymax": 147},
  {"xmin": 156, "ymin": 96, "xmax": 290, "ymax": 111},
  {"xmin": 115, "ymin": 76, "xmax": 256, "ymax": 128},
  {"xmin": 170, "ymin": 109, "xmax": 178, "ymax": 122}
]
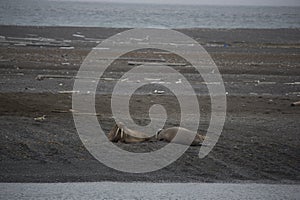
[
  {"xmin": 0, "ymin": 0, "xmax": 299, "ymax": 28},
  {"xmin": 1, "ymin": 182, "xmax": 299, "ymax": 200}
]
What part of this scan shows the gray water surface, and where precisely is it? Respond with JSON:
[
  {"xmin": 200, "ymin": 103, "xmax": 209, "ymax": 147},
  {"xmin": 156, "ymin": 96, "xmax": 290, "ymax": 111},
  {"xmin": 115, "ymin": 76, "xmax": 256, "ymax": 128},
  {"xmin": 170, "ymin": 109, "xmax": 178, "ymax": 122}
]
[
  {"xmin": 1, "ymin": 0, "xmax": 299, "ymax": 28},
  {"xmin": 1, "ymin": 182, "xmax": 299, "ymax": 200}
]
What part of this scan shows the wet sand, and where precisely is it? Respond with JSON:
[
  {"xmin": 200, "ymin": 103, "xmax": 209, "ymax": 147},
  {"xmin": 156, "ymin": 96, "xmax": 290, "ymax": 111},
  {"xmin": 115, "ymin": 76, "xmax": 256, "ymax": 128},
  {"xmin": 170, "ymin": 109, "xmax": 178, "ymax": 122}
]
[{"xmin": 0, "ymin": 26, "xmax": 299, "ymax": 183}]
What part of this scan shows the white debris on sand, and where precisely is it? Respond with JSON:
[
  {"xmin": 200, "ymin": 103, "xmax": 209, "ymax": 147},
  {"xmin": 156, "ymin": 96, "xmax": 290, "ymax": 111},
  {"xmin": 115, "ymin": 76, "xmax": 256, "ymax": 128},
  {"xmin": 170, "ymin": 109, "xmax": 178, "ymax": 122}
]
[{"xmin": 59, "ymin": 46, "xmax": 75, "ymax": 50}]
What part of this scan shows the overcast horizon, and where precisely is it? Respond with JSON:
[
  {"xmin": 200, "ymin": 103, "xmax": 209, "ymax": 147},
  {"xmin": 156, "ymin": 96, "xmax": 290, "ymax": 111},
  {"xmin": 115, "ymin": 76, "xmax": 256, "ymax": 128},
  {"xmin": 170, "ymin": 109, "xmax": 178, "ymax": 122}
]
[{"xmin": 56, "ymin": 0, "xmax": 300, "ymax": 7}]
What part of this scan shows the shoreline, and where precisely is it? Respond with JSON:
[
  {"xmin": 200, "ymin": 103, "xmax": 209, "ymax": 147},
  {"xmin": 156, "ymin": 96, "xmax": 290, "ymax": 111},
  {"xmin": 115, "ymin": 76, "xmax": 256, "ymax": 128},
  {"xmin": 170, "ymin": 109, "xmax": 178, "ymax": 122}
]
[{"xmin": 2, "ymin": 24, "xmax": 300, "ymax": 29}]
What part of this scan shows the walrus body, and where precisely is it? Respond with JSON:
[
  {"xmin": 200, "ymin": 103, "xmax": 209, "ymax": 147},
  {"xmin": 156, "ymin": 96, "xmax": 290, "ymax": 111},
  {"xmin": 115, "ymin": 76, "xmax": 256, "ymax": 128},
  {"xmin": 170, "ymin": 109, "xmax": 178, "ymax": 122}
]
[
  {"xmin": 108, "ymin": 122, "xmax": 152, "ymax": 143},
  {"xmin": 157, "ymin": 127, "xmax": 205, "ymax": 146},
  {"xmin": 108, "ymin": 123, "xmax": 205, "ymax": 145}
]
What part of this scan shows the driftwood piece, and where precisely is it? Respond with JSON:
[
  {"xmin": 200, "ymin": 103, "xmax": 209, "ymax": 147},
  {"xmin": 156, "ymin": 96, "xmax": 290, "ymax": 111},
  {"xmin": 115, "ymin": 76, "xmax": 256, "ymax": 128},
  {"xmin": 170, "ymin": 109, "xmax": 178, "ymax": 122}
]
[
  {"xmin": 51, "ymin": 109, "xmax": 101, "ymax": 116},
  {"xmin": 36, "ymin": 74, "xmax": 74, "ymax": 81},
  {"xmin": 128, "ymin": 61, "xmax": 187, "ymax": 66}
]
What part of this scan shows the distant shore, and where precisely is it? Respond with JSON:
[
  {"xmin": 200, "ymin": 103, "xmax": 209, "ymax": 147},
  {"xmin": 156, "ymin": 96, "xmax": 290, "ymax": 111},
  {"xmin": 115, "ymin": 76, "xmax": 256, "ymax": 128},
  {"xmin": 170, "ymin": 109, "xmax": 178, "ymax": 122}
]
[{"xmin": 0, "ymin": 26, "xmax": 299, "ymax": 183}]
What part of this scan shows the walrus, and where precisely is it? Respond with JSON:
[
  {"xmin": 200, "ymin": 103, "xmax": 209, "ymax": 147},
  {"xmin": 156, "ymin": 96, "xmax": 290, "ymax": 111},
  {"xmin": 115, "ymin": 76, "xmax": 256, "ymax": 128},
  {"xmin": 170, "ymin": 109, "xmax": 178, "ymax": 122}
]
[
  {"xmin": 108, "ymin": 122, "xmax": 154, "ymax": 143},
  {"xmin": 156, "ymin": 127, "xmax": 205, "ymax": 146}
]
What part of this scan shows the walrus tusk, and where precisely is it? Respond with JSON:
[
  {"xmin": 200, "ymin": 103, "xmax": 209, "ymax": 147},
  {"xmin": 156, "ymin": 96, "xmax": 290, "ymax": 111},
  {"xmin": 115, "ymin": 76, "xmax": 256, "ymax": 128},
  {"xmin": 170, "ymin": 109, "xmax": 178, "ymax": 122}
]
[
  {"xmin": 120, "ymin": 128, "xmax": 124, "ymax": 139},
  {"xmin": 291, "ymin": 101, "xmax": 300, "ymax": 106},
  {"xmin": 115, "ymin": 127, "xmax": 120, "ymax": 139}
]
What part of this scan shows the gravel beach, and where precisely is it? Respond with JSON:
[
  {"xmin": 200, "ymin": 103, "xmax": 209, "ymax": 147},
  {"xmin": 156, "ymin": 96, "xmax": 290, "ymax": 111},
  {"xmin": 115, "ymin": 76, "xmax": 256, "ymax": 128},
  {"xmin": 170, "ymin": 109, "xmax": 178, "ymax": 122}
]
[{"xmin": 0, "ymin": 26, "xmax": 299, "ymax": 183}]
